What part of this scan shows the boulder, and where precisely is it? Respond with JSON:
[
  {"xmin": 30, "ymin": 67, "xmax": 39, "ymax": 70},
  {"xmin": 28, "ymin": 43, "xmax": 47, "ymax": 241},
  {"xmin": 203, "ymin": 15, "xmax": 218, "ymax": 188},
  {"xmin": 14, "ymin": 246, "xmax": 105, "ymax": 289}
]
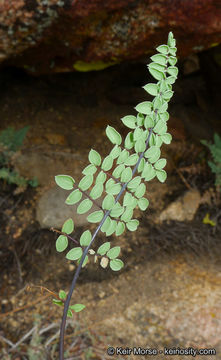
[
  {"xmin": 36, "ymin": 186, "xmax": 102, "ymax": 228},
  {"xmin": 159, "ymin": 189, "xmax": 201, "ymax": 222},
  {"xmin": 0, "ymin": 0, "xmax": 220, "ymax": 74}
]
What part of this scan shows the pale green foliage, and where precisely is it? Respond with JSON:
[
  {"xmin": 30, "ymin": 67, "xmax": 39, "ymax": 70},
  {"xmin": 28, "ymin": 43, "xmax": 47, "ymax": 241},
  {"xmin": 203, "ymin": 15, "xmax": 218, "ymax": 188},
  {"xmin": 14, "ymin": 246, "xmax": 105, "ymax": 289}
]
[
  {"xmin": 54, "ymin": 32, "xmax": 178, "ymax": 312},
  {"xmin": 55, "ymin": 175, "xmax": 75, "ymax": 190},
  {"xmin": 53, "ymin": 289, "xmax": 85, "ymax": 317},
  {"xmin": 0, "ymin": 126, "xmax": 38, "ymax": 188},
  {"xmin": 201, "ymin": 133, "xmax": 221, "ymax": 188}
]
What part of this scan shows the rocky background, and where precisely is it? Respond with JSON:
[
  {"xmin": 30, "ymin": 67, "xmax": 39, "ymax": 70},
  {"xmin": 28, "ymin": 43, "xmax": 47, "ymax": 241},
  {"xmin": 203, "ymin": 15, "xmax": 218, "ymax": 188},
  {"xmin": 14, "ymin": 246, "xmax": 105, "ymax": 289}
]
[{"xmin": 0, "ymin": 0, "xmax": 220, "ymax": 74}]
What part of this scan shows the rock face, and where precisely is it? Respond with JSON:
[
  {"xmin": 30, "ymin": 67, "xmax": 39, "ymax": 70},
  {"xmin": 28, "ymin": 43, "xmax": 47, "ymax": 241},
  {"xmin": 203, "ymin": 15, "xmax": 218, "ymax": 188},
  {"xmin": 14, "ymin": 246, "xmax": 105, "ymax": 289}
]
[
  {"xmin": 159, "ymin": 189, "xmax": 201, "ymax": 222},
  {"xmin": 0, "ymin": 0, "xmax": 220, "ymax": 74},
  {"xmin": 36, "ymin": 187, "xmax": 102, "ymax": 228},
  {"xmin": 81, "ymin": 255, "xmax": 221, "ymax": 358}
]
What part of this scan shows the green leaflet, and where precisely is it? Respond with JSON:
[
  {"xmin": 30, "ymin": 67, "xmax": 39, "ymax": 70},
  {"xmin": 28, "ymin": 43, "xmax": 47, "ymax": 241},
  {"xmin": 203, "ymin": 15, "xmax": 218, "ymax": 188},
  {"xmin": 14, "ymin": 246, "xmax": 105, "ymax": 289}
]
[
  {"xmin": 80, "ymin": 230, "xmax": 92, "ymax": 246},
  {"xmin": 77, "ymin": 255, "xmax": 89, "ymax": 268},
  {"xmin": 121, "ymin": 167, "xmax": 132, "ymax": 183},
  {"xmin": 167, "ymin": 66, "xmax": 178, "ymax": 77},
  {"xmin": 168, "ymin": 32, "xmax": 176, "ymax": 47},
  {"xmin": 153, "ymin": 96, "xmax": 162, "ymax": 110},
  {"xmin": 106, "ymin": 246, "xmax": 121, "ymax": 259},
  {"xmin": 101, "ymin": 216, "xmax": 111, "ymax": 232},
  {"xmin": 110, "ymin": 259, "xmax": 124, "ymax": 271},
  {"xmin": 136, "ymin": 113, "xmax": 144, "ymax": 126},
  {"xmin": 155, "ymin": 136, "xmax": 163, "ymax": 147},
  {"xmin": 124, "ymin": 132, "xmax": 134, "ymax": 149},
  {"xmin": 95, "ymin": 171, "xmax": 107, "ymax": 184},
  {"xmin": 156, "ymin": 169, "xmax": 167, "ymax": 183},
  {"xmin": 97, "ymin": 242, "xmax": 110, "ymax": 256},
  {"xmin": 106, "ymin": 125, "xmax": 122, "ymax": 145},
  {"xmin": 127, "ymin": 176, "xmax": 141, "ymax": 190},
  {"xmin": 106, "ymin": 182, "xmax": 121, "ymax": 195},
  {"xmin": 102, "ymin": 194, "xmax": 115, "ymax": 210},
  {"xmin": 169, "ymin": 47, "xmax": 177, "ymax": 56},
  {"xmin": 142, "ymin": 163, "xmax": 156, "ymax": 181},
  {"xmin": 88, "ymin": 149, "xmax": 101, "ymax": 166},
  {"xmin": 144, "ymin": 115, "xmax": 155, "ymax": 128},
  {"xmin": 156, "ymin": 44, "xmax": 169, "ymax": 54},
  {"xmin": 168, "ymin": 56, "xmax": 177, "ymax": 66},
  {"xmin": 62, "ymin": 218, "xmax": 74, "ymax": 234},
  {"xmin": 159, "ymin": 80, "xmax": 168, "ymax": 92},
  {"xmin": 166, "ymin": 76, "xmax": 176, "ymax": 85},
  {"xmin": 112, "ymin": 164, "xmax": 125, "ymax": 178},
  {"xmin": 160, "ymin": 112, "xmax": 169, "ymax": 122},
  {"xmin": 133, "ymin": 127, "xmax": 143, "ymax": 141},
  {"xmin": 149, "ymin": 133, "xmax": 156, "ymax": 146},
  {"xmin": 55, "ymin": 175, "xmax": 75, "ymax": 190},
  {"xmin": 135, "ymin": 101, "xmax": 152, "ymax": 115},
  {"xmin": 56, "ymin": 235, "xmax": 68, "ymax": 252},
  {"xmin": 145, "ymin": 146, "xmax": 160, "ymax": 159},
  {"xmin": 69, "ymin": 304, "xmax": 85, "ymax": 312},
  {"xmin": 143, "ymin": 83, "xmax": 158, "ymax": 96},
  {"xmin": 121, "ymin": 207, "xmax": 133, "ymax": 222},
  {"xmin": 123, "ymin": 192, "xmax": 132, "ymax": 207},
  {"xmin": 78, "ymin": 175, "xmax": 93, "ymax": 191},
  {"xmin": 148, "ymin": 150, "xmax": 161, "ymax": 164},
  {"xmin": 53, "ymin": 299, "xmax": 63, "ymax": 307},
  {"xmin": 106, "ymin": 178, "xmax": 115, "ymax": 188},
  {"xmin": 77, "ymin": 199, "xmax": 93, "ymax": 214},
  {"xmin": 154, "ymin": 158, "xmax": 167, "ymax": 170},
  {"xmin": 138, "ymin": 158, "xmax": 145, "ymax": 173},
  {"xmin": 162, "ymin": 90, "xmax": 174, "ymax": 101},
  {"xmin": 115, "ymin": 222, "xmax": 125, "ymax": 236},
  {"xmin": 101, "ymin": 155, "xmax": 114, "ymax": 171},
  {"xmin": 161, "ymin": 133, "xmax": 172, "ymax": 144},
  {"xmin": 110, "ymin": 145, "xmax": 121, "ymax": 159},
  {"xmin": 110, "ymin": 202, "xmax": 124, "ymax": 217},
  {"xmin": 106, "ymin": 219, "xmax": 117, "ymax": 236},
  {"xmin": 82, "ymin": 164, "xmax": 97, "ymax": 176},
  {"xmin": 59, "ymin": 290, "xmax": 66, "ymax": 299},
  {"xmin": 150, "ymin": 54, "xmax": 167, "ymax": 65},
  {"xmin": 121, "ymin": 115, "xmax": 137, "ymax": 129},
  {"xmin": 149, "ymin": 67, "xmax": 164, "ymax": 81},
  {"xmin": 87, "ymin": 210, "xmax": 104, "ymax": 223},
  {"xmin": 67, "ymin": 309, "xmax": 73, "ymax": 317},
  {"xmin": 65, "ymin": 189, "xmax": 82, "ymax": 205},
  {"xmin": 137, "ymin": 197, "xmax": 149, "ymax": 211},
  {"xmin": 148, "ymin": 62, "xmax": 165, "ymax": 72},
  {"xmin": 124, "ymin": 154, "xmax": 139, "ymax": 166},
  {"xmin": 134, "ymin": 183, "xmax": 146, "ymax": 198},
  {"xmin": 126, "ymin": 219, "xmax": 139, "ymax": 231},
  {"xmin": 117, "ymin": 149, "xmax": 129, "ymax": 164},
  {"xmin": 66, "ymin": 247, "xmax": 83, "ymax": 261},
  {"xmin": 135, "ymin": 138, "xmax": 146, "ymax": 153},
  {"xmin": 159, "ymin": 101, "xmax": 168, "ymax": 114},
  {"xmin": 90, "ymin": 183, "xmax": 103, "ymax": 199}
]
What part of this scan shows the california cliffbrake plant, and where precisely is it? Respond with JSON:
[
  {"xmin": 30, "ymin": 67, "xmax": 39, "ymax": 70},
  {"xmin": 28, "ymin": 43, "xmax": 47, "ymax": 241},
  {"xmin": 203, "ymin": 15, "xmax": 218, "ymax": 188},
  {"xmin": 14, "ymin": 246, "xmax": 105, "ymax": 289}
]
[
  {"xmin": 54, "ymin": 32, "xmax": 178, "ymax": 359},
  {"xmin": 201, "ymin": 133, "xmax": 221, "ymax": 190}
]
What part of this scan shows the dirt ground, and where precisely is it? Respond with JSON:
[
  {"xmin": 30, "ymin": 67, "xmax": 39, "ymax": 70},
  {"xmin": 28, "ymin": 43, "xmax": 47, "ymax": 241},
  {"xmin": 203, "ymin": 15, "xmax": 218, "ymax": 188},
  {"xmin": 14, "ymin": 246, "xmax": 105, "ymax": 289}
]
[{"xmin": 0, "ymin": 46, "xmax": 221, "ymax": 359}]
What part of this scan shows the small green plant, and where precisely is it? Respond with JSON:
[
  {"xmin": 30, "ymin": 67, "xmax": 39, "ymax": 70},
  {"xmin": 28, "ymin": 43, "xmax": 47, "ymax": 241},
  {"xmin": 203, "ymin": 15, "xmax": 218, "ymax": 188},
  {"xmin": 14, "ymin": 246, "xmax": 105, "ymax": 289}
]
[
  {"xmin": 0, "ymin": 126, "xmax": 38, "ymax": 189},
  {"xmin": 53, "ymin": 32, "xmax": 178, "ymax": 359},
  {"xmin": 201, "ymin": 133, "xmax": 221, "ymax": 189}
]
